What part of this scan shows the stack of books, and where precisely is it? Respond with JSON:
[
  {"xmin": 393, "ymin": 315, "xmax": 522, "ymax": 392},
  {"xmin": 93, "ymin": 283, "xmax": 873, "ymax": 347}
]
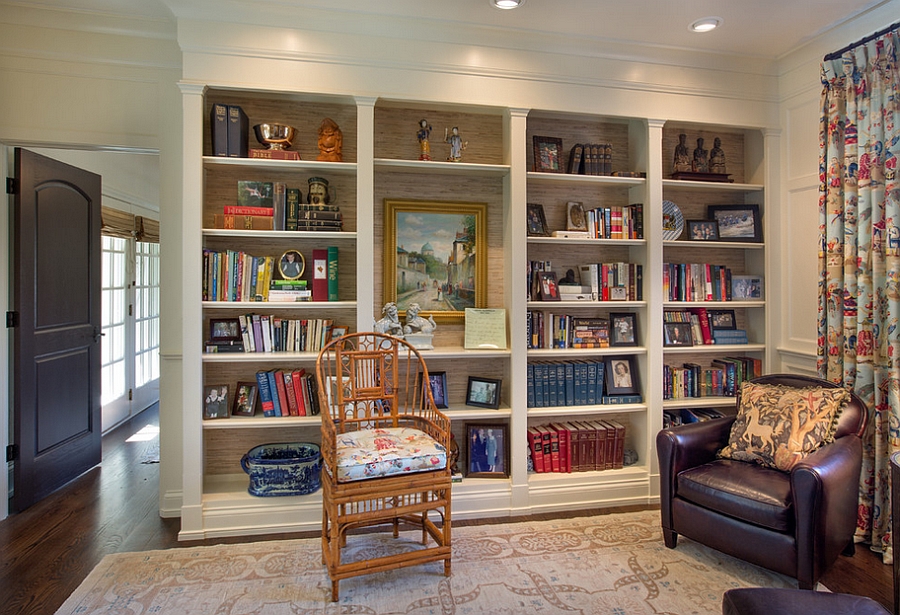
[
  {"xmin": 213, "ymin": 181, "xmax": 344, "ymax": 232},
  {"xmin": 528, "ymin": 420, "xmax": 626, "ymax": 473}
]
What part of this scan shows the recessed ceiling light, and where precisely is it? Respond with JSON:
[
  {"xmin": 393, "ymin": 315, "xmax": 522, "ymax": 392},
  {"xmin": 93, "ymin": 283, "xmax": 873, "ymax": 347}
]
[
  {"xmin": 690, "ymin": 17, "xmax": 722, "ymax": 33},
  {"xmin": 490, "ymin": 0, "xmax": 526, "ymax": 9}
]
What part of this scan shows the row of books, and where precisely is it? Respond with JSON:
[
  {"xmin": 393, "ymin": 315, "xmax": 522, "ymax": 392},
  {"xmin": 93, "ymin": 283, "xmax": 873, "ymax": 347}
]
[
  {"xmin": 255, "ymin": 368, "xmax": 321, "ymax": 417},
  {"xmin": 202, "ymin": 247, "xmax": 338, "ymax": 302},
  {"xmin": 528, "ymin": 360, "xmax": 603, "ymax": 407},
  {"xmin": 567, "ymin": 142, "xmax": 613, "ymax": 175},
  {"xmin": 527, "ymin": 419, "xmax": 626, "ymax": 473},
  {"xmin": 527, "ymin": 313, "xmax": 612, "ymax": 349},
  {"xmin": 585, "ymin": 204, "xmax": 643, "ymax": 240},
  {"xmin": 214, "ymin": 180, "xmax": 343, "ymax": 232},
  {"xmin": 526, "ymin": 260, "xmax": 643, "ymax": 302},
  {"xmin": 206, "ymin": 315, "xmax": 338, "ymax": 354},
  {"xmin": 210, "ymin": 103, "xmax": 249, "ymax": 158},
  {"xmin": 664, "ymin": 262, "xmax": 733, "ymax": 302},
  {"xmin": 662, "ymin": 407, "xmax": 724, "ymax": 429},
  {"xmin": 664, "ymin": 357, "xmax": 761, "ymax": 399}
]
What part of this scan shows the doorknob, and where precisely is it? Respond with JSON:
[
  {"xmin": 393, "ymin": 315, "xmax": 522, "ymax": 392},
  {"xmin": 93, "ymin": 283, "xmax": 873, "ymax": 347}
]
[{"xmin": 93, "ymin": 328, "xmax": 106, "ymax": 342}]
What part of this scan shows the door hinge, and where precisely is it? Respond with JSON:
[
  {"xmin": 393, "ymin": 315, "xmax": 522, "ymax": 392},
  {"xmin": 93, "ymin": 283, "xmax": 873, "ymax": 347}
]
[
  {"xmin": 6, "ymin": 444, "xmax": 17, "ymax": 462},
  {"xmin": 6, "ymin": 177, "xmax": 16, "ymax": 195},
  {"xmin": 6, "ymin": 311, "xmax": 18, "ymax": 328},
  {"xmin": 128, "ymin": 389, "xmax": 133, "ymax": 401}
]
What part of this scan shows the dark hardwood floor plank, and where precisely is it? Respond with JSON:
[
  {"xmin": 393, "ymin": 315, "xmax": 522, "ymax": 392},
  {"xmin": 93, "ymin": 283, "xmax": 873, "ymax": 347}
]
[{"xmin": 0, "ymin": 402, "xmax": 894, "ymax": 615}]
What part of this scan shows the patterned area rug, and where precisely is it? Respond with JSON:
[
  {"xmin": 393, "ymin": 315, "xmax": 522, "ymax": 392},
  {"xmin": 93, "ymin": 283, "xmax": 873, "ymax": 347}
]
[{"xmin": 55, "ymin": 509, "xmax": 796, "ymax": 614}]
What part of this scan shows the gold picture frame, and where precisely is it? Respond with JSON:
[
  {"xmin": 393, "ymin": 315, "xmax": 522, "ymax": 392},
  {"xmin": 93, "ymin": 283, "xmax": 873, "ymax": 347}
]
[{"xmin": 384, "ymin": 199, "xmax": 487, "ymax": 324}]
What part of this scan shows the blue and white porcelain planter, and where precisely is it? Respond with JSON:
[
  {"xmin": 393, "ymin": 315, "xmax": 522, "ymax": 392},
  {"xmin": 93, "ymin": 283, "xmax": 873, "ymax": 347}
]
[{"xmin": 240, "ymin": 442, "xmax": 321, "ymax": 496}]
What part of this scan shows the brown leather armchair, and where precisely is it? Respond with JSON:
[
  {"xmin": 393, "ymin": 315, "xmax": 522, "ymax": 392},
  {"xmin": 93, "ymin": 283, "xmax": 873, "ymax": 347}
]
[{"xmin": 656, "ymin": 374, "xmax": 868, "ymax": 590}]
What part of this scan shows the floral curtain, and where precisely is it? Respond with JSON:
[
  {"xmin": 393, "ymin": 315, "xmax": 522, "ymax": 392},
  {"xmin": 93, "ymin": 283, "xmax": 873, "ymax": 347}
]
[{"xmin": 818, "ymin": 26, "xmax": 900, "ymax": 563}]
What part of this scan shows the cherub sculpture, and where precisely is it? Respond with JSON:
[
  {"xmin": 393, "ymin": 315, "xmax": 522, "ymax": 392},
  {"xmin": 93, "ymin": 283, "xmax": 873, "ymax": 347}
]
[{"xmin": 374, "ymin": 302, "xmax": 404, "ymax": 337}]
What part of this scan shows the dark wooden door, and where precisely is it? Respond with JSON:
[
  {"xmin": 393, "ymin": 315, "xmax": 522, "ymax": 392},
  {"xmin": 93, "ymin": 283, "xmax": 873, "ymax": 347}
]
[{"xmin": 12, "ymin": 148, "xmax": 102, "ymax": 511}]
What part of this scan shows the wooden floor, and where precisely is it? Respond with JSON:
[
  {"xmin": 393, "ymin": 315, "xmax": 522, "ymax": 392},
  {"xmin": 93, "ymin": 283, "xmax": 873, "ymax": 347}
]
[{"xmin": 0, "ymin": 404, "xmax": 894, "ymax": 615}]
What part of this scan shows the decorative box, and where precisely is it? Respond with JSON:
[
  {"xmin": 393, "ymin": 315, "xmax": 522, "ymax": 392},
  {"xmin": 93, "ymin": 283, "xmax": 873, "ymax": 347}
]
[{"xmin": 240, "ymin": 442, "xmax": 321, "ymax": 497}]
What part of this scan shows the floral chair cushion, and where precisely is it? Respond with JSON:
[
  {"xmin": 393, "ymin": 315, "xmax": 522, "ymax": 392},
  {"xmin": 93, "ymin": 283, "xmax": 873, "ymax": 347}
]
[
  {"xmin": 718, "ymin": 382, "xmax": 849, "ymax": 472},
  {"xmin": 335, "ymin": 426, "xmax": 447, "ymax": 483}
]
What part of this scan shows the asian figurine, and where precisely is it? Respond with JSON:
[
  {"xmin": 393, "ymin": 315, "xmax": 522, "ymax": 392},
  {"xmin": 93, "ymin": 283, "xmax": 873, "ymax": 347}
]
[
  {"xmin": 417, "ymin": 119, "xmax": 432, "ymax": 161},
  {"xmin": 444, "ymin": 126, "xmax": 467, "ymax": 162},
  {"xmin": 316, "ymin": 118, "xmax": 343, "ymax": 162}
]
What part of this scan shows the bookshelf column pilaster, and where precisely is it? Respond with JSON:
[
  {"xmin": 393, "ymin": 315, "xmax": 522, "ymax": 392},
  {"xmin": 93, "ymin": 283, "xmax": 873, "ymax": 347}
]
[
  {"xmin": 506, "ymin": 107, "xmax": 530, "ymax": 511},
  {"xmin": 178, "ymin": 81, "xmax": 207, "ymax": 538},
  {"xmin": 355, "ymin": 97, "xmax": 377, "ymax": 332},
  {"xmin": 762, "ymin": 127, "xmax": 780, "ymax": 371}
]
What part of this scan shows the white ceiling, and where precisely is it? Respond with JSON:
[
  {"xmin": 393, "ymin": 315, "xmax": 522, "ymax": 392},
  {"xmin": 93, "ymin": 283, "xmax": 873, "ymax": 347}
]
[{"xmin": 27, "ymin": 0, "xmax": 894, "ymax": 59}]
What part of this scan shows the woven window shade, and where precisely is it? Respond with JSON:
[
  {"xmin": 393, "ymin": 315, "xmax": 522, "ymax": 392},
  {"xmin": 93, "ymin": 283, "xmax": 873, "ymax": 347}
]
[{"xmin": 135, "ymin": 216, "xmax": 160, "ymax": 243}]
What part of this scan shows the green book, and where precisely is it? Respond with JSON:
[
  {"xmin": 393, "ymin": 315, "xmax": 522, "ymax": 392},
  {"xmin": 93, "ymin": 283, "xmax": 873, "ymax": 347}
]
[
  {"xmin": 327, "ymin": 246, "xmax": 339, "ymax": 301},
  {"xmin": 286, "ymin": 188, "xmax": 300, "ymax": 231}
]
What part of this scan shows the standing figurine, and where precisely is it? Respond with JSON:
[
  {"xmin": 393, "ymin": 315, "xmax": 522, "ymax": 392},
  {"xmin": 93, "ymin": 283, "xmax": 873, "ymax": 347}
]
[
  {"xmin": 673, "ymin": 133, "xmax": 691, "ymax": 174},
  {"xmin": 692, "ymin": 137, "xmax": 709, "ymax": 173},
  {"xmin": 417, "ymin": 119, "xmax": 432, "ymax": 161},
  {"xmin": 444, "ymin": 126, "xmax": 467, "ymax": 162},
  {"xmin": 709, "ymin": 137, "xmax": 727, "ymax": 174},
  {"xmin": 316, "ymin": 118, "xmax": 343, "ymax": 162}
]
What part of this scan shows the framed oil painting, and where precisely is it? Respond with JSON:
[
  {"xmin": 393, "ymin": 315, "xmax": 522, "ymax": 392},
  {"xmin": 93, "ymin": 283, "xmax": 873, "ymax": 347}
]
[{"xmin": 383, "ymin": 199, "xmax": 487, "ymax": 324}]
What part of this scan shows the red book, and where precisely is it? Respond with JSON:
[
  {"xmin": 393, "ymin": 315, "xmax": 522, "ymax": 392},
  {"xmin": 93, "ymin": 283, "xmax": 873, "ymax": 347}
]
[
  {"xmin": 282, "ymin": 370, "xmax": 300, "ymax": 416},
  {"xmin": 291, "ymin": 369, "xmax": 307, "ymax": 416},
  {"xmin": 527, "ymin": 427, "xmax": 545, "ymax": 473},
  {"xmin": 273, "ymin": 370, "xmax": 290, "ymax": 417},
  {"xmin": 312, "ymin": 249, "xmax": 328, "ymax": 302},
  {"xmin": 222, "ymin": 205, "xmax": 274, "ymax": 216},
  {"xmin": 550, "ymin": 422, "xmax": 571, "ymax": 473}
]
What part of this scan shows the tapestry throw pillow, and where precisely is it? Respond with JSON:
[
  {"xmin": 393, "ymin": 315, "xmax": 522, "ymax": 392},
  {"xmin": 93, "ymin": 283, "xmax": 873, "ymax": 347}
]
[{"xmin": 718, "ymin": 382, "xmax": 849, "ymax": 471}]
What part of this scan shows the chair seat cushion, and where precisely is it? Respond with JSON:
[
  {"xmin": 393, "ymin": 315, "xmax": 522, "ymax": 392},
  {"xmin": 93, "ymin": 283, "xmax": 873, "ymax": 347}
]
[
  {"xmin": 677, "ymin": 458, "xmax": 793, "ymax": 532},
  {"xmin": 335, "ymin": 426, "xmax": 447, "ymax": 483}
]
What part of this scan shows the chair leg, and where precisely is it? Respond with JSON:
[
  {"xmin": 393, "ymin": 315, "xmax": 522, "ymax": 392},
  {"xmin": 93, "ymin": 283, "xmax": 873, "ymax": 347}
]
[
  {"xmin": 842, "ymin": 540, "xmax": 856, "ymax": 556},
  {"xmin": 331, "ymin": 580, "xmax": 339, "ymax": 602},
  {"xmin": 662, "ymin": 528, "xmax": 678, "ymax": 548}
]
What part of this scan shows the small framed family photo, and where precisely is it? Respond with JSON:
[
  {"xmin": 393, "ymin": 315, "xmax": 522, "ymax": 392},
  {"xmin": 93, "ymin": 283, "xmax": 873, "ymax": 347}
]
[
  {"xmin": 604, "ymin": 356, "xmax": 639, "ymax": 395},
  {"xmin": 609, "ymin": 312, "xmax": 638, "ymax": 347},
  {"xmin": 421, "ymin": 371, "xmax": 448, "ymax": 409},
  {"xmin": 209, "ymin": 318, "xmax": 241, "ymax": 343},
  {"xmin": 664, "ymin": 322, "xmax": 694, "ymax": 347},
  {"xmin": 707, "ymin": 204, "xmax": 762, "ymax": 243},
  {"xmin": 708, "ymin": 309, "xmax": 737, "ymax": 330},
  {"xmin": 465, "ymin": 423, "xmax": 509, "ymax": 478},
  {"xmin": 466, "ymin": 376, "xmax": 501, "ymax": 409},
  {"xmin": 687, "ymin": 220, "xmax": 719, "ymax": 241},
  {"xmin": 204, "ymin": 384, "xmax": 230, "ymax": 420},
  {"xmin": 527, "ymin": 203, "xmax": 549, "ymax": 236},
  {"xmin": 731, "ymin": 275, "xmax": 764, "ymax": 300},
  {"xmin": 232, "ymin": 381, "xmax": 258, "ymax": 417},
  {"xmin": 532, "ymin": 136, "xmax": 564, "ymax": 173}
]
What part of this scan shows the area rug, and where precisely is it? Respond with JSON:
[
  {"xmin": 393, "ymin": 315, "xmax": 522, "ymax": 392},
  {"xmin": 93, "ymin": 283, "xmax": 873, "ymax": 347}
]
[{"xmin": 55, "ymin": 509, "xmax": 796, "ymax": 614}]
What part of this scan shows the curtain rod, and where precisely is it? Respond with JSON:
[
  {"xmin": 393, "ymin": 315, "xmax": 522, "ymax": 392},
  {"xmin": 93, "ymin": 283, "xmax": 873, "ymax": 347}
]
[{"xmin": 823, "ymin": 20, "xmax": 900, "ymax": 61}]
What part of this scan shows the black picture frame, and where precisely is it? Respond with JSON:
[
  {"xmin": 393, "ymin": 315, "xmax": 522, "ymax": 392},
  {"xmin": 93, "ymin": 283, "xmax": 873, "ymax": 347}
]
[
  {"xmin": 203, "ymin": 383, "xmax": 230, "ymax": 419},
  {"xmin": 421, "ymin": 371, "xmax": 448, "ymax": 409},
  {"xmin": 687, "ymin": 219, "xmax": 720, "ymax": 241},
  {"xmin": 209, "ymin": 318, "xmax": 242, "ymax": 342},
  {"xmin": 609, "ymin": 312, "xmax": 638, "ymax": 347},
  {"xmin": 604, "ymin": 356, "xmax": 640, "ymax": 395},
  {"xmin": 232, "ymin": 381, "xmax": 258, "ymax": 416},
  {"xmin": 708, "ymin": 309, "xmax": 737, "ymax": 330},
  {"xmin": 526, "ymin": 202, "xmax": 550, "ymax": 236},
  {"xmin": 537, "ymin": 271, "xmax": 560, "ymax": 301},
  {"xmin": 664, "ymin": 322, "xmax": 694, "ymax": 347},
  {"xmin": 707, "ymin": 204, "xmax": 762, "ymax": 243},
  {"xmin": 532, "ymin": 136, "xmax": 564, "ymax": 173},
  {"xmin": 466, "ymin": 376, "xmax": 502, "ymax": 409},
  {"xmin": 465, "ymin": 423, "xmax": 509, "ymax": 478}
]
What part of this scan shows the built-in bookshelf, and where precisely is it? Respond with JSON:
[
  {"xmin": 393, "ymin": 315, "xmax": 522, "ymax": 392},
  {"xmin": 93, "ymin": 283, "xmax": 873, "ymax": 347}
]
[{"xmin": 179, "ymin": 87, "xmax": 772, "ymax": 539}]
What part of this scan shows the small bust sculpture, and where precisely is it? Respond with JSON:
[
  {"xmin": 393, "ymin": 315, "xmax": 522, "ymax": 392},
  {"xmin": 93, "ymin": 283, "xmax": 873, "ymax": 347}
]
[
  {"xmin": 692, "ymin": 137, "xmax": 709, "ymax": 173},
  {"xmin": 404, "ymin": 303, "xmax": 436, "ymax": 336},
  {"xmin": 316, "ymin": 118, "xmax": 343, "ymax": 162},
  {"xmin": 417, "ymin": 119, "xmax": 432, "ymax": 161},
  {"xmin": 307, "ymin": 177, "xmax": 332, "ymax": 205},
  {"xmin": 444, "ymin": 126, "xmax": 467, "ymax": 162},
  {"xmin": 709, "ymin": 137, "xmax": 727, "ymax": 174},
  {"xmin": 374, "ymin": 302, "xmax": 404, "ymax": 337},
  {"xmin": 673, "ymin": 133, "xmax": 691, "ymax": 174}
]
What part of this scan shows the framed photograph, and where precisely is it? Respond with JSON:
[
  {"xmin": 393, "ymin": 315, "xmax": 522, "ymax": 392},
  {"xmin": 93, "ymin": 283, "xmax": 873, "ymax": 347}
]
[
  {"xmin": 567, "ymin": 201, "xmax": 588, "ymax": 231},
  {"xmin": 329, "ymin": 326, "xmax": 349, "ymax": 342},
  {"xmin": 604, "ymin": 356, "xmax": 640, "ymax": 396},
  {"xmin": 537, "ymin": 271, "xmax": 560, "ymax": 301},
  {"xmin": 203, "ymin": 383, "xmax": 230, "ymax": 419},
  {"xmin": 383, "ymin": 199, "xmax": 487, "ymax": 324},
  {"xmin": 278, "ymin": 249, "xmax": 305, "ymax": 280},
  {"xmin": 609, "ymin": 312, "xmax": 638, "ymax": 347},
  {"xmin": 687, "ymin": 220, "xmax": 720, "ymax": 241},
  {"xmin": 707, "ymin": 204, "xmax": 762, "ymax": 243},
  {"xmin": 532, "ymin": 136, "xmax": 564, "ymax": 173},
  {"xmin": 466, "ymin": 376, "xmax": 502, "ymax": 409},
  {"xmin": 465, "ymin": 423, "xmax": 509, "ymax": 477},
  {"xmin": 664, "ymin": 322, "xmax": 694, "ymax": 347},
  {"xmin": 421, "ymin": 371, "xmax": 448, "ymax": 409},
  {"xmin": 708, "ymin": 309, "xmax": 737, "ymax": 330},
  {"xmin": 209, "ymin": 318, "xmax": 241, "ymax": 343},
  {"xmin": 232, "ymin": 381, "xmax": 258, "ymax": 416},
  {"xmin": 731, "ymin": 275, "xmax": 764, "ymax": 300},
  {"xmin": 526, "ymin": 203, "xmax": 549, "ymax": 236}
]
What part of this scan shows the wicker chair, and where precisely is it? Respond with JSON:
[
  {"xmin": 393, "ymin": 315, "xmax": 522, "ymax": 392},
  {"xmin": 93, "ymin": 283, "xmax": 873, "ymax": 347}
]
[{"xmin": 315, "ymin": 332, "xmax": 452, "ymax": 601}]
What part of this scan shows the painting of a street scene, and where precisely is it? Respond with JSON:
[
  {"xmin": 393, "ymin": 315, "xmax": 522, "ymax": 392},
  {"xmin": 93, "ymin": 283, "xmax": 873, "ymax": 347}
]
[{"xmin": 384, "ymin": 200, "xmax": 486, "ymax": 321}]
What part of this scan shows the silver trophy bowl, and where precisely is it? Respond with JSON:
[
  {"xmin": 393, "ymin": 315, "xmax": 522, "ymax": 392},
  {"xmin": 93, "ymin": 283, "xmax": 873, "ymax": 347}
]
[{"xmin": 253, "ymin": 123, "xmax": 296, "ymax": 150}]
